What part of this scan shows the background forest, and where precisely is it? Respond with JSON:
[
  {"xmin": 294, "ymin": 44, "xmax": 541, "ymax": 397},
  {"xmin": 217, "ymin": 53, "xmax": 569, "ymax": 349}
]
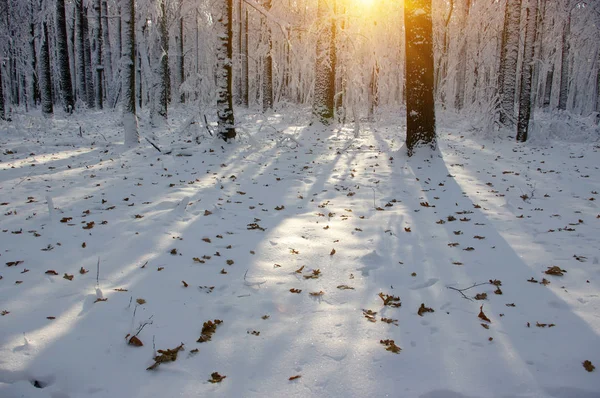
[{"xmin": 0, "ymin": 0, "xmax": 599, "ymax": 137}]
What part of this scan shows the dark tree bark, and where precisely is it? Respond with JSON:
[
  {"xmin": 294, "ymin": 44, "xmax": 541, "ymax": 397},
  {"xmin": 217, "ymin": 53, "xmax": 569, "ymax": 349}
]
[
  {"xmin": 30, "ymin": 5, "xmax": 40, "ymax": 107},
  {"xmin": 405, "ymin": 0, "xmax": 436, "ymax": 156},
  {"xmin": 543, "ymin": 68, "xmax": 553, "ymax": 108},
  {"xmin": 40, "ymin": 22, "xmax": 53, "ymax": 116},
  {"xmin": 262, "ymin": 0, "xmax": 273, "ymax": 112},
  {"xmin": 83, "ymin": 6, "xmax": 95, "ymax": 108},
  {"xmin": 56, "ymin": 0, "xmax": 75, "ymax": 113},
  {"xmin": 498, "ymin": 0, "xmax": 522, "ymax": 126},
  {"xmin": 0, "ymin": 64, "xmax": 5, "ymax": 121},
  {"xmin": 517, "ymin": 0, "xmax": 538, "ymax": 142},
  {"xmin": 177, "ymin": 9, "xmax": 185, "ymax": 103},
  {"xmin": 313, "ymin": 0, "xmax": 336, "ymax": 124},
  {"xmin": 158, "ymin": 0, "xmax": 170, "ymax": 118},
  {"xmin": 122, "ymin": 0, "xmax": 138, "ymax": 146},
  {"xmin": 216, "ymin": 0, "xmax": 236, "ymax": 141},
  {"xmin": 102, "ymin": 0, "xmax": 113, "ymax": 87}
]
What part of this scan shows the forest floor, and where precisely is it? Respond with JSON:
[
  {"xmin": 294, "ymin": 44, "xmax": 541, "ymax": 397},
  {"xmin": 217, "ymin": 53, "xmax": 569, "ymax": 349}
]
[{"xmin": 0, "ymin": 107, "xmax": 599, "ymax": 398}]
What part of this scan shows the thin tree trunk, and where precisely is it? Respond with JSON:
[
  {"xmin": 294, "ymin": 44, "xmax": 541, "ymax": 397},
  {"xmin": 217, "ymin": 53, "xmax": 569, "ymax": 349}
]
[
  {"xmin": 543, "ymin": 68, "xmax": 553, "ymax": 108},
  {"xmin": 313, "ymin": 0, "xmax": 336, "ymax": 124},
  {"xmin": 30, "ymin": 5, "xmax": 40, "ymax": 107},
  {"xmin": 0, "ymin": 64, "xmax": 5, "ymax": 120},
  {"xmin": 102, "ymin": 0, "xmax": 113, "ymax": 86},
  {"xmin": 94, "ymin": 0, "xmax": 104, "ymax": 109},
  {"xmin": 517, "ymin": 0, "xmax": 538, "ymax": 142},
  {"xmin": 454, "ymin": 0, "xmax": 470, "ymax": 110},
  {"xmin": 558, "ymin": 12, "xmax": 570, "ymax": 111},
  {"xmin": 40, "ymin": 22, "xmax": 53, "ymax": 116},
  {"xmin": 122, "ymin": 0, "xmax": 138, "ymax": 146},
  {"xmin": 216, "ymin": 0, "xmax": 236, "ymax": 140},
  {"xmin": 75, "ymin": 0, "xmax": 87, "ymax": 107},
  {"xmin": 498, "ymin": 0, "xmax": 522, "ymax": 126},
  {"xmin": 56, "ymin": 0, "xmax": 75, "ymax": 113},
  {"xmin": 178, "ymin": 11, "xmax": 185, "ymax": 103},
  {"xmin": 405, "ymin": 0, "xmax": 436, "ymax": 155}
]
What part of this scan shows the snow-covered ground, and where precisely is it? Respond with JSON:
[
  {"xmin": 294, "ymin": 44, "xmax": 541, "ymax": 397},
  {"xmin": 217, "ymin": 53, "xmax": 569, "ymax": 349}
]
[{"xmin": 0, "ymin": 107, "xmax": 599, "ymax": 398}]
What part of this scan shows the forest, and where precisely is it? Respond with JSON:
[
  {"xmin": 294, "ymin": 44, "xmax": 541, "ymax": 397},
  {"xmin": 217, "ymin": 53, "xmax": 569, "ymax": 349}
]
[{"xmin": 0, "ymin": 1, "xmax": 599, "ymax": 398}]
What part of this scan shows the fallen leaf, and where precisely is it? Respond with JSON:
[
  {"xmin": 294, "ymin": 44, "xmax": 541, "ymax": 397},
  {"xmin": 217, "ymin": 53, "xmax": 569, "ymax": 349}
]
[
  {"xmin": 337, "ymin": 285, "xmax": 354, "ymax": 290},
  {"xmin": 136, "ymin": 298, "xmax": 146, "ymax": 305},
  {"xmin": 330, "ymin": 248, "xmax": 336, "ymax": 256},
  {"xmin": 544, "ymin": 266, "xmax": 566, "ymax": 276},
  {"xmin": 45, "ymin": 270, "xmax": 59, "ymax": 275},
  {"xmin": 583, "ymin": 360, "xmax": 595, "ymax": 372},
  {"xmin": 379, "ymin": 293, "xmax": 401, "ymax": 308},
  {"xmin": 63, "ymin": 273, "xmax": 74, "ymax": 281},
  {"xmin": 290, "ymin": 288, "xmax": 302, "ymax": 294},
  {"xmin": 197, "ymin": 320, "xmax": 223, "ymax": 343},
  {"xmin": 474, "ymin": 293, "xmax": 488, "ymax": 300},
  {"xmin": 6, "ymin": 261, "xmax": 23, "ymax": 267},
  {"xmin": 208, "ymin": 372, "xmax": 226, "ymax": 383},
  {"xmin": 182, "ymin": 280, "xmax": 189, "ymax": 288},
  {"xmin": 478, "ymin": 305, "xmax": 491, "ymax": 323},
  {"xmin": 289, "ymin": 375, "xmax": 302, "ymax": 381},
  {"xmin": 128, "ymin": 336, "xmax": 143, "ymax": 347},
  {"xmin": 80, "ymin": 267, "xmax": 88, "ymax": 274},
  {"xmin": 417, "ymin": 303, "xmax": 434, "ymax": 316},
  {"xmin": 147, "ymin": 343, "xmax": 184, "ymax": 370},
  {"xmin": 380, "ymin": 339, "xmax": 401, "ymax": 354}
]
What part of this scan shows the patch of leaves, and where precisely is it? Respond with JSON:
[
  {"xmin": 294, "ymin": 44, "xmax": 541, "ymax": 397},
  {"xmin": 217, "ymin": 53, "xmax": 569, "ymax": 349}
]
[
  {"xmin": 417, "ymin": 303, "xmax": 434, "ymax": 316},
  {"xmin": 378, "ymin": 293, "xmax": 401, "ymax": 308},
  {"xmin": 146, "ymin": 343, "xmax": 185, "ymax": 370},
  {"xmin": 380, "ymin": 339, "xmax": 401, "ymax": 354},
  {"xmin": 363, "ymin": 309, "xmax": 377, "ymax": 322},
  {"xmin": 197, "ymin": 319, "xmax": 223, "ymax": 343}
]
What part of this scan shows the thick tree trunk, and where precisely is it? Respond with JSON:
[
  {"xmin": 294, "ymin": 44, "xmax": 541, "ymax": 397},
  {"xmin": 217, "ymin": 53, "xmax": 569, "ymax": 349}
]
[
  {"xmin": 216, "ymin": 0, "xmax": 236, "ymax": 140},
  {"xmin": 262, "ymin": 0, "xmax": 273, "ymax": 112},
  {"xmin": 313, "ymin": 0, "xmax": 335, "ymax": 124},
  {"xmin": 543, "ymin": 68, "xmax": 553, "ymax": 108},
  {"xmin": 454, "ymin": 0, "xmax": 471, "ymax": 110},
  {"xmin": 158, "ymin": 0, "xmax": 170, "ymax": 119},
  {"xmin": 241, "ymin": 6, "xmax": 249, "ymax": 107},
  {"xmin": 75, "ymin": 0, "xmax": 88, "ymax": 107},
  {"xmin": 56, "ymin": 0, "xmax": 75, "ymax": 113},
  {"xmin": 40, "ymin": 22, "xmax": 53, "ymax": 116},
  {"xmin": 83, "ymin": 6, "xmax": 96, "ymax": 108},
  {"xmin": 558, "ymin": 12, "xmax": 570, "ymax": 111},
  {"xmin": 517, "ymin": 0, "xmax": 538, "ymax": 142},
  {"xmin": 498, "ymin": 0, "xmax": 522, "ymax": 126},
  {"xmin": 30, "ymin": 10, "xmax": 40, "ymax": 107},
  {"xmin": 122, "ymin": 0, "xmax": 138, "ymax": 146},
  {"xmin": 405, "ymin": 0, "xmax": 436, "ymax": 156},
  {"xmin": 102, "ymin": 0, "xmax": 113, "ymax": 86}
]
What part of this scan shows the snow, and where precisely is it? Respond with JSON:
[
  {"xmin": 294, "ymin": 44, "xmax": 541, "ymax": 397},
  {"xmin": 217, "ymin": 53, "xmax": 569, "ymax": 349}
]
[{"xmin": 0, "ymin": 107, "xmax": 599, "ymax": 398}]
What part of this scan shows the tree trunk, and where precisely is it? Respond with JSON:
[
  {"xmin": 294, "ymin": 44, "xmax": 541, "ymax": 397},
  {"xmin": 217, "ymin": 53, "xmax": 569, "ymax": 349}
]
[
  {"xmin": 30, "ymin": 7, "xmax": 40, "ymax": 107},
  {"xmin": 94, "ymin": 0, "xmax": 104, "ymax": 109},
  {"xmin": 498, "ymin": 0, "xmax": 522, "ymax": 126},
  {"xmin": 313, "ymin": 0, "xmax": 336, "ymax": 124},
  {"xmin": 56, "ymin": 0, "xmax": 75, "ymax": 113},
  {"xmin": 40, "ymin": 22, "xmax": 54, "ymax": 116},
  {"xmin": 558, "ymin": 12, "xmax": 570, "ymax": 111},
  {"xmin": 75, "ymin": 0, "xmax": 88, "ymax": 107},
  {"xmin": 116, "ymin": 5, "xmax": 122, "ymax": 59},
  {"xmin": 262, "ymin": 0, "xmax": 273, "ymax": 112},
  {"xmin": 405, "ymin": 0, "xmax": 436, "ymax": 156},
  {"xmin": 454, "ymin": 0, "xmax": 471, "ymax": 110},
  {"xmin": 0, "ymin": 64, "xmax": 5, "ymax": 121},
  {"xmin": 242, "ymin": 5, "xmax": 249, "ymax": 107},
  {"xmin": 122, "ymin": 0, "xmax": 138, "ymax": 146},
  {"xmin": 517, "ymin": 0, "xmax": 538, "ymax": 142},
  {"xmin": 83, "ymin": 6, "xmax": 96, "ymax": 108},
  {"xmin": 543, "ymin": 68, "xmax": 553, "ymax": 108},
  {"xmin": 178, "ymin": 11, "xmax": 185, "ymax": 103},
  {"xmin": 235, "ymin": 0, "xmax": 243, "ymax": 105},
  {"xmin": 102, "ymin": 0, "xmax": 113, "ymax": 88},
  {"xmin": 158, "ymin": 0, "xmax": 170, "ymax": 119},
  {"xmin": 216, "ymin": 0, "xmax": 236, "ymax": 141}
]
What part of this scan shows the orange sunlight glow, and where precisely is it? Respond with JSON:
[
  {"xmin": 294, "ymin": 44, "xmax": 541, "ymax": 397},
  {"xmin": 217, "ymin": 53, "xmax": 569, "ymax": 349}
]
[{"xmin": 353, "ymin": 0, "xmax": 375, "ymax": 8}]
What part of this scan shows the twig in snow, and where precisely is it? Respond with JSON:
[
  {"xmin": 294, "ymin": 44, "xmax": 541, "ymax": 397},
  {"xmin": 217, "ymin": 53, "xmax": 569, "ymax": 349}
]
[
  {"xmin": 203, "ymin": 115, "xmax": 214, "ymax": 136},
  {"xmin": 96, "ymin": 257, "xmax": 101, "ymax": 287},
  {"xmin": 145, "ymin": 136, "xmax": 162, "ymax": 153},
  {"xmin": 134, "ymin": 315, "xmax": 154, "ymax": 337},
  {"xmin": 447, "ymin": 282, "xmax": 490, "ymax": 301},
  {"xmin": 243, "ymin": 269, "xmax": 266, "ymax": 287}
]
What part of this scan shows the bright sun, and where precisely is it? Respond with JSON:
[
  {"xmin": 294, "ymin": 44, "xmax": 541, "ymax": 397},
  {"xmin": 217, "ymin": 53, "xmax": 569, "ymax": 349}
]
[{"xmin": 353, "ymin": 0, "xmax": 375, "ymax": 8}]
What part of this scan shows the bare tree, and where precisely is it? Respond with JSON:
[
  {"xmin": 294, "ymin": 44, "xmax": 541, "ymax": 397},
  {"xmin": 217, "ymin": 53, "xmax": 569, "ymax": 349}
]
[
  {"xmin": 216, "ymin": 0, "xmax": 236, "ymax": 141},
  {"xmin": 517, "ymin": 0, "xmax": 538, "ymax": 142},
  {"xmin": 122, "ymin": 0, "xmax": 138, "ymax": 146},
  {"xmin": 313, "ymin": 0, "xmax": 336, "ymax": 124},
  {"xmin": 56, "ymin": 0, "xmax": 75, "ymax": 113},
  {"xmin": 498, "ymin": 0, "xmax": 522, "ymax": 126}
]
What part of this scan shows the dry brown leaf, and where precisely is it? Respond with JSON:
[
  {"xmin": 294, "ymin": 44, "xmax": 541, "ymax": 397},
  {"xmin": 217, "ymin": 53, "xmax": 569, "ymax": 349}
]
[
  {"xmin": 583, "ymin": 360, "xmax": 595, "ymax": 372},
  {"xmin": 417, "ymin": 303, "xmax": 434, "ymax": 316},
  {"xmin": 309, "ymin": 291, "xmax": 325, "ymax": 297},
  {"xmin": 208, "ymin": 372, "xmax": 226, "ymax": 383},
  {"xmin": 478, "ymin": 305, "xmax": 491, "ymax": 323},
  {"xmin": 6, "ymin": 261, "xmax": 23, "ymax": 267},
  {"xmin": 330, "ymin": 248, "xmax": 336, "ymax": 256},
  {"xmin": 136, "ymin": 298, "xmax": 146, "ymax": 305},
  {"xmin": 289, "ymin": 375, "xmax": 302, "ymax": 381},
  {"xmin": 290, "ymin": 288, "xmax": 302, "ymax": 294},
  {"xmin": 63, "ymin": 273, "xmax": 74, "ymax": 281},
  {"xmin": 544, "ymin": 266, "xmax": 566, "ymax": 276},
  {"xmin": 337, "ymin": 285, "xmax": 354, "ymax": 290},
  {"xmin": 182, "ymin": 280, "xmax": 189, "ymax": 288},
  {"xmin": 474, "ymin": 293, "xmax": 488, "ymax": 300},
  {"xmin": 197, "ymin": 320, "xmax": 223, "ymax": 343},
  {"xmin": 45, "ymin": 270, "xmax": 58, "ymax": 275},
  {"xmin": 128, "ymin": 336, "xmax": 143, "ymax": 347},
  {"xmin": 79, "ymin": 267, "xmax": 88, "ymax": 274},
  {"xmin": 202, "ymin": 238, "xmax": 211, "ymax": 243},
  {"xmin": 147, "ymin": 343, "xmax": 184, "ymax": 370},
  {"xmin": 378, "ymin": 293, "xmax": 401, "ymax": 308},
  {"xmin": 82, "ymin": 222, "xmax": 95, "ymax": 230},
  {"xmin": 380, "ymin": 339, "xmax": 401, "ymax": 354},
  {"xmin": 381, "ymin": 317, "xmax": 398, "ymax": 325}
]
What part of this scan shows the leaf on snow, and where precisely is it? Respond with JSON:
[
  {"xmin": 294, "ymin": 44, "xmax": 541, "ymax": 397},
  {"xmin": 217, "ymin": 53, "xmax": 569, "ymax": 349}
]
[
  {"xmin": 378, "ymin": 293, "xmax": 401, "ymax": 308},
  {"xmin": 417, "ymin": 303, "xmax": 434, "ymax": 316},
  {"xmin": 478, "ymin": 305, "xmax": 491, "ymax": 323},
  {"xmin": 380, "ymin": 339, "xmax": 401, "ymax": 354},
  {"xmin": 197, "ymin": 320, "xmax": 223, "ymax": 343},
  {"xmin": 544, "ymin": 266, "xmax": 566, "ymax": 276},
  {"xmin": 147, "ymin": 343, "xmax": 184, "ymax": 370},
  {"xmin": 63, "ymin": 273, "xmax": 74, "ymax": 281},
  {"xmin": 289, "ymin": 375, "xmax": 302, "ymax": 381},
  {"xmin": 208, "ymin": 372, "xmax": 226, "ymax": 383},
  {"xmin": 289, "ymin": 288, "xmax": 302, "ymax": 294},
  {"xmin": 45, "ymin": 270, "xmax": 59, "ymax": 275},
  {"xmin": 583, "ymin": 360, "xmax": 595, "ymax": 372}
]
